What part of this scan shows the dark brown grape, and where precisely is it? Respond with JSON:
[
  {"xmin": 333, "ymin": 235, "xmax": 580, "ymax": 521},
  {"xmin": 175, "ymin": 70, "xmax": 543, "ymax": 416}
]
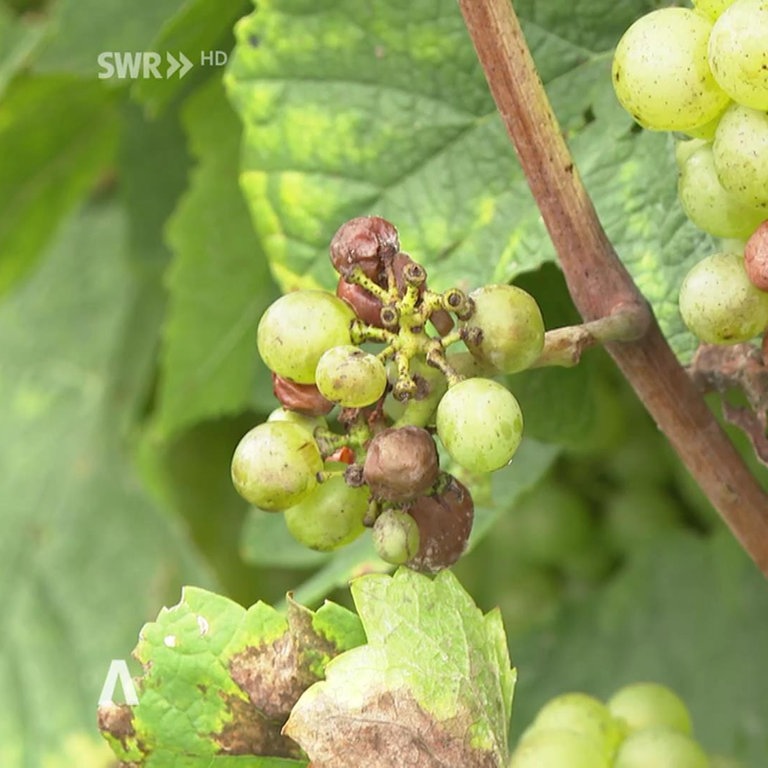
[
  {"xmin": 363, "ymin": 426, "xmax": 439, "ymax": 502},
  {"xmin": 336, "ymin": 277, "xmax": 385, "ymax": 327},
  {"xmin": 329, "ymin": 216, "xmax": 399, "ymax": 279},
  {"xmin": 406, "ymin": 475, "xmax": 474, "ymax": 573},
  {"xmin": 745, "ymin": 220, "xmax": 768, "ymax": 291},
  {"xmin": 272, "ymin": 373, "xmax": 334, "ymax": 416}
]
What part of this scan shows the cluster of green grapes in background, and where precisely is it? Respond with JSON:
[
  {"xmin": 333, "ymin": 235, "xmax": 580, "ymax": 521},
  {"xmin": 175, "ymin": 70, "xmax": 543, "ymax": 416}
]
[
  {"xmin": 612, "ymin": 0, "xmax": 768, "ymax": 347},
  {"xmin": 231, "ymin": 216, "xmax": 547, "ymax": 572},
  {"xmin": 455, "ymin": 379, "xmax": 720, "ymax": 638},
  {"xmin": 509, "ymin": 682, "xmax": 741, "ymax": 767}
]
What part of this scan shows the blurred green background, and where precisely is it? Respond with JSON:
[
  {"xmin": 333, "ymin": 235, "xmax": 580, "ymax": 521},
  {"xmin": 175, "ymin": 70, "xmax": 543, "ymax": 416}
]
[{"xmin": 1, "ymin": 0, "xmax": 767, "ymax": 766}]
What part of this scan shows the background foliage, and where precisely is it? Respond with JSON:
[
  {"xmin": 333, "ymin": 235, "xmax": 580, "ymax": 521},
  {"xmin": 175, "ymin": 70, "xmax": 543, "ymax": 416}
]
[{"xmin": 1, "ymin": 0, "xmax": 767, "ymax": 765}]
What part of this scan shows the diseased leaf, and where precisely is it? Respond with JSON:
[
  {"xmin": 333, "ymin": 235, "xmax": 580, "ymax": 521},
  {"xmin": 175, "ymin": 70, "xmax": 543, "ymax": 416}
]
[
  {"xmin": 284, "ymin": 569, "xmax": 515, "ymax": 768},
  {"xmin": 157, "ymin": 77, "xmax": 278, "ymax": 439},
  {"xmin": 98, "ymin": 587, "xmax": 364, "ymax": 764},
  {"xmin": 225, "ymin": 0, "xmax": 705, "ymax": 360}
]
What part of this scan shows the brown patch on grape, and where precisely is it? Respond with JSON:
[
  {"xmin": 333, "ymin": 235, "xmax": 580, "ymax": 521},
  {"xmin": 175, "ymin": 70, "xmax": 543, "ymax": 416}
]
[{"xmin": 745, "ymin": 220, "xmax": 768, "ymax": 291}]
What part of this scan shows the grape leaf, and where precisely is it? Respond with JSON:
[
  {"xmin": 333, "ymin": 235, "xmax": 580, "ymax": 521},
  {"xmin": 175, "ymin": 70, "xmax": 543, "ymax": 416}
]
[
  {"xmin": 284, "ymin": 568, "xmax": 515, "ymax": 768},
  {"xmin": 157, "ymin": 77, "xmax": 278, "ymax": 439},
  {"xmin": 0, "ymin": 202, "xmax": 213, "ymax": 767},
  {"xmin": 0, "ymin": 6, "xmax": 47, "ymax": 97},
  {"xmin": 98, "ymin": 587, "xmax": 364, "ymax": 765},
  {"xmin": 0, "ymin": 75, "xmax": 118, "ymax": 296},
  {"xmin": 510, "ymin": 531, "xmax": 768, "ymax": 767},
  {"xmin": 225, "ymin": 0, "xmax": 704, "ymax": 360}
]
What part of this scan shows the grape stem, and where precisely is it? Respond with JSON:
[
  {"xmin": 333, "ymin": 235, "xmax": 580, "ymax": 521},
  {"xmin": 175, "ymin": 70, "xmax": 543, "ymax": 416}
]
[{"xmin": 458, "ymin": 0, "xmax": 768, "ymax": 576}]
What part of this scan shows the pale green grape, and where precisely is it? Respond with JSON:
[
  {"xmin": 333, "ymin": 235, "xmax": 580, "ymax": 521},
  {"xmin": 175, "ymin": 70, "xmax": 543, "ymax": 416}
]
[
  {"xmin": 611, "ymin": 8, "xmax": 729, "ymax": 131},
  {"xmin": 267, "ymin": 407, "xmax": 327, "ymax": 435},
  {"xmin": 679, "ymin": 252, "xmax": 768, "ymax": 343},
  {"xmin": 372, "ymin": 509, "xmax": 420, "ymax": 565},
  {"xmin": 511, "ymin": 728, "xmax": 610, "ymax": 768},
  {"xmin": 614, "ymin": 727, "xmax": 709, "ymax": 768},
  {"xmin": 436, "ymin": 378, "xmax": 523, "ymax": 473},
  {"xmin": 713, "ymin": 104, "xmax": 768, "ymax": 205},
  {"xmin": 675, "ymin": 138, "xmax": 708, "ymax": 169},
  {"xmin": 678, "ymin": 142, "xmax": 768, "ymax": 239},
  {"xmin": 709, "ymin": 0, "xmax": 768, "ymax": 111},
  {"xmin": 284, "ymin": 474, "xmax": 368, "ymax": 551},
  {"xmin": 694, "ymin": 0, "xmax": 737, "ymax": 20},
  {"xmin": 315, "ymin": 345, "xmax": 387, "ymax": 408},
  {"xmin": 257, "ymin": 290, "xmax": 354, "ymax": 384},
  {"xmin": 231, "ymin": 422, "xmax": 322, "ymax": 510},
  {"xmin": 461, "ymin": 284, "xmax": 545, "ymax": 373},
  {"xmin": 529, "ymin": 693, "xmax": 624, "ymax": 760},
  {"xmin": 608, "ymin": 682, "xmax": 693, "ymax": 735}
]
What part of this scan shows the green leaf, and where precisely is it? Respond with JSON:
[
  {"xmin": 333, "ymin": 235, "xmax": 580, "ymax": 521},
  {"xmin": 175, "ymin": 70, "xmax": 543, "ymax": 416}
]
[
  {"xmin": 285, "ymin": 568, "xmax": 515, "ymax": 767},
  {"xmin": 157, "ymin": 77, "xmax": 278, "ymax": 439},
  {"xmin": 225, "ymin": 0, "xmax": 704, "ymax": 359},
  {"xmin": 0, "ymin": 75, "xmax": 118, "ymax": 296},
  {"xmin": 132, "ymin": 0, "xmax": 248, "ymax": 114},
  {"xmin": 98, "ymin": 587, "xmax": 364, "ymax": 764},
  {"xmin": 510, "ymin": 531, "xmax": 768, "ymax": 766},
  {"xmin": 0, "ymin": 5, "xmax": 48, "ymax": 97},
  {"xmin": 0, "ymin": 202, "xmax": 213, "ymax": 767}
]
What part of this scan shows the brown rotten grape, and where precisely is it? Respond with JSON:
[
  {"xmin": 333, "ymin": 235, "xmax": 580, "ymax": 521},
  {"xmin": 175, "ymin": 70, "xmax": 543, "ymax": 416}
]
[
  {"xmin": 336, "ymin": 277, "xmax": 385, "ymax": 327},
  {"xmin": 272, "ymin": 373, "xmax": 334, "ymax": 416},
  {"xmin": 329, "ymin": 216, "xmax": 399, "ymax": 279},
  {"xmin": 406, "ymin": 474, "xmax": 474, "ymax": 574},
  {"xmin": 745, "ymin": 220, "xmax": 768, "ymax": 291},
  {"xmin": 363, "ymin": 426, "xmax": 439, "ymax": 503}
]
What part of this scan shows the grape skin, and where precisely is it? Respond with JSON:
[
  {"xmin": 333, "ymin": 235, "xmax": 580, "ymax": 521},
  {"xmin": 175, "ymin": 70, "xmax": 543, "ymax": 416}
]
[
  {"xmin": 257, "ymin": 290, "xmax": 355, "ymax": 384},
  {"xmin": 608, "ymin": 682, "xmax": 693, "ymax": 736},
  {"xmin": 614, "ymin": 726, "xmax": 710, "ymax": 768},
  {"xmin": 708, "ymin": 0, "xmax": 768, "ymax": 111},
  {"xmin": 436, "ymin": 378, "xmax": 523, "ymax": 473},
  {"xmin": 694, "ymin": 0, "xmax": 737, "ymax": 20},
  {"xmin": 372, "ymin": 509, "xmax": 420, "ymax": 565},
  {"xmin": 284, "ymin": 474, "xmax": 368, "ymax": 552},
  {"xmin": 314, "ymin": 345, "xmax": 387, "ymax": 408},
  {"xmin": 611, "ymin": 8, "xmax": 729, "ymax": 132},
  {"xmin": 231, "ymin": 422, "xmax": 322, "ymax": 510},
  {"xmin": 510, "ymin": 728, "xmax": 610, "ymax": 768}
]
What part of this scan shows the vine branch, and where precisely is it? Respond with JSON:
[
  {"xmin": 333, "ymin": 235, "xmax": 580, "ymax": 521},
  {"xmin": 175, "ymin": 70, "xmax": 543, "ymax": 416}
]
[{"xmin": 458, "ymin": 0, "xmax": 768, "ymax": 576}]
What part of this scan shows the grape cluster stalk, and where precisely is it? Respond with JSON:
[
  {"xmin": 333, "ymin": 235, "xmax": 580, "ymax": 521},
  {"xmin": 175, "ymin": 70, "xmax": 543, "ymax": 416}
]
[
  {"xmin": 510, "ymin": 682, "xmax": 742, "ymax": 768},
  {"xmin": 612, "ymin": 1, "xmax": 768, "ymax": 345},
  {"xmin": 231, "ymin": 216, "xmax": 546, "ymax": 572}
]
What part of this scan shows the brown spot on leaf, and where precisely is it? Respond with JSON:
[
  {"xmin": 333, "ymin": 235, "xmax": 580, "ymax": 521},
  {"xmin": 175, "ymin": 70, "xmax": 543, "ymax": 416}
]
[{"xmin": 97, "ymin": 703, "xmax": 137, "ymax": 754}]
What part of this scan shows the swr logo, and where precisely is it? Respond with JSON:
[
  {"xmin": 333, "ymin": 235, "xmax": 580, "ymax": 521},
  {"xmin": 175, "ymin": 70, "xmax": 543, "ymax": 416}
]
[{"xmin": 97, "ymin": 51, "xmax": 194, "ymax": 80}]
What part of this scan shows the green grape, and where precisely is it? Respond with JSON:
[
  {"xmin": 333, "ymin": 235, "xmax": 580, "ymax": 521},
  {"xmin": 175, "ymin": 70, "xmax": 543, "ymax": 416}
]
[
  {"xmin": 314, "ymin": 345, "xmax": 387, "ymax": 408},
  {"xmin": 708, "ymin": 0, "xmax": 768, "ymax": 111},
  {"xmin": 614, "ymin": 727, "xmax": 709, "ymax": 768},
  {"xmin": 611, "ymin": 8, "xmax": 729, "ymax": 131},
  {"xmin": 694, "ymin": 0, "xmax": 737, "ymax": 20},
  {"xmin": 511, "ymin": 728, "xmax": 610, "ymax": 768},
  {"xmin": 461, "ymin": 284, "xmax": 545, "ymax": 373},
  {"xmin": 608, "ymin": 682, "xmax": 693, "ymax": 735},
  {"xmin": 372, "ymin": 509, "xmax": 420, "ymax": 565},
  {"xmin": 713, "ymin": 104, "xmax": 768, "ymax": 205},
  {"xmin": 675, "ymin": 138, "xmax": 708, "ymax": 169},
  {"xmin": 679, "ymin": 251, "xmax": 768, "ymax": 344},
  {"xmin": 231, "ymin": 422, "xmax": 322, "ymax": 511},
  {"xmin": 436, "ymin": 378, "xmax": 523, "ymax": 473},
  {"xmin": 678, "ymin": 142, "xmax": 768, "ymax": 239},
  {"xmin": 267, "ymin": 407, "xmax": 327, "ymax": 436},
  {"xmin": 284, "ymin": 474, "xmax": 368, "ymax": 551},
  {"xmin": 529, "ymin": 693, "xmax": 625, "ymax": 760},
  {"xmin": 257, "ymin": 290, "xmax": 355, "ymax": 384}
]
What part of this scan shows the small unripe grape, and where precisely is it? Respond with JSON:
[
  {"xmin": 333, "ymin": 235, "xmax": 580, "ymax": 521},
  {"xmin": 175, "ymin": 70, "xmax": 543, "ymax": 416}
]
[
  {"xmin": 511, "ymin": 728, "xmax": 610, "ymax": 768},
  {"xmin": 315, "ymin": 345, "xmax": 387, "ymax": 408},
  {"xmin": 744, "ymin": 220, "xmax": 768, "ymax": 290},
  {"xmin": 372, "ymin": 509, "xmax": 420, "ymax": 565},
  {"xmin": 708, "ymin": 0, "xmax": 768, "ymax": 111},
  {"xmin": 436, "ymin": 378, "xmax": 523, "ymax": 473},
  {"xmin": 231, "ymin": 422, "xmax": 322, "ymax": 510},
  {"xmin": 694, "ymin": 0, "xmax": 737, "ymax": 20},
  {"xmin": 608, "ymin": 682, "xmax": 693, "ymax": 735},
  {"xmin": 611, "ymin": 8, "xmax": 729, "ymax": 132},
  {"xmin": 329, "ymin": 216, "xmax": 399, "ymax": 279},
  {"xmin": 363, "ymin": 426, "xmax": 439, "ymax": 503},
  {"xmin": 679, "ymin": 251, "xmax": 768, "ymax": 343},
  {"xmin": 284, "ymin": 474, "xmax": 368, "ymax": 551},
  {"xmin": 272, "ymin": 373, "xmax": 334, "ymax": 416},
  {"xmin": 267, "ymin": 407, "xmax": 327, "ymax": 436},
  {"xmin": 257, "ymin": 291, "xmax": 354, "ymax": 384},
  {"xmin": 461, "ymin": 284, "xmax": 545, "ymax": 373},
  {"xmin": 614, "ymin": 727, "xmax": 709, "ymax": 768},
  {"xmin": 406, "ymin": 475, "xmax": 474, "ymax": 573}
]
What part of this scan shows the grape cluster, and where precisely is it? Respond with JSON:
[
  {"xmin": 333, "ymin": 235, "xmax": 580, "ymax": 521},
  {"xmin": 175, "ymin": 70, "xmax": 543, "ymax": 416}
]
[
  {"xmin": 231, "ymin": 216, "xmax": 545, "ymax": 572},
  {"xmin": 612, "ymin": 2, "xmax": 768, "ymax": 345},
  {"xmin": 510, "ymin": 682, "xmax": 741, "ymax": 768}
]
